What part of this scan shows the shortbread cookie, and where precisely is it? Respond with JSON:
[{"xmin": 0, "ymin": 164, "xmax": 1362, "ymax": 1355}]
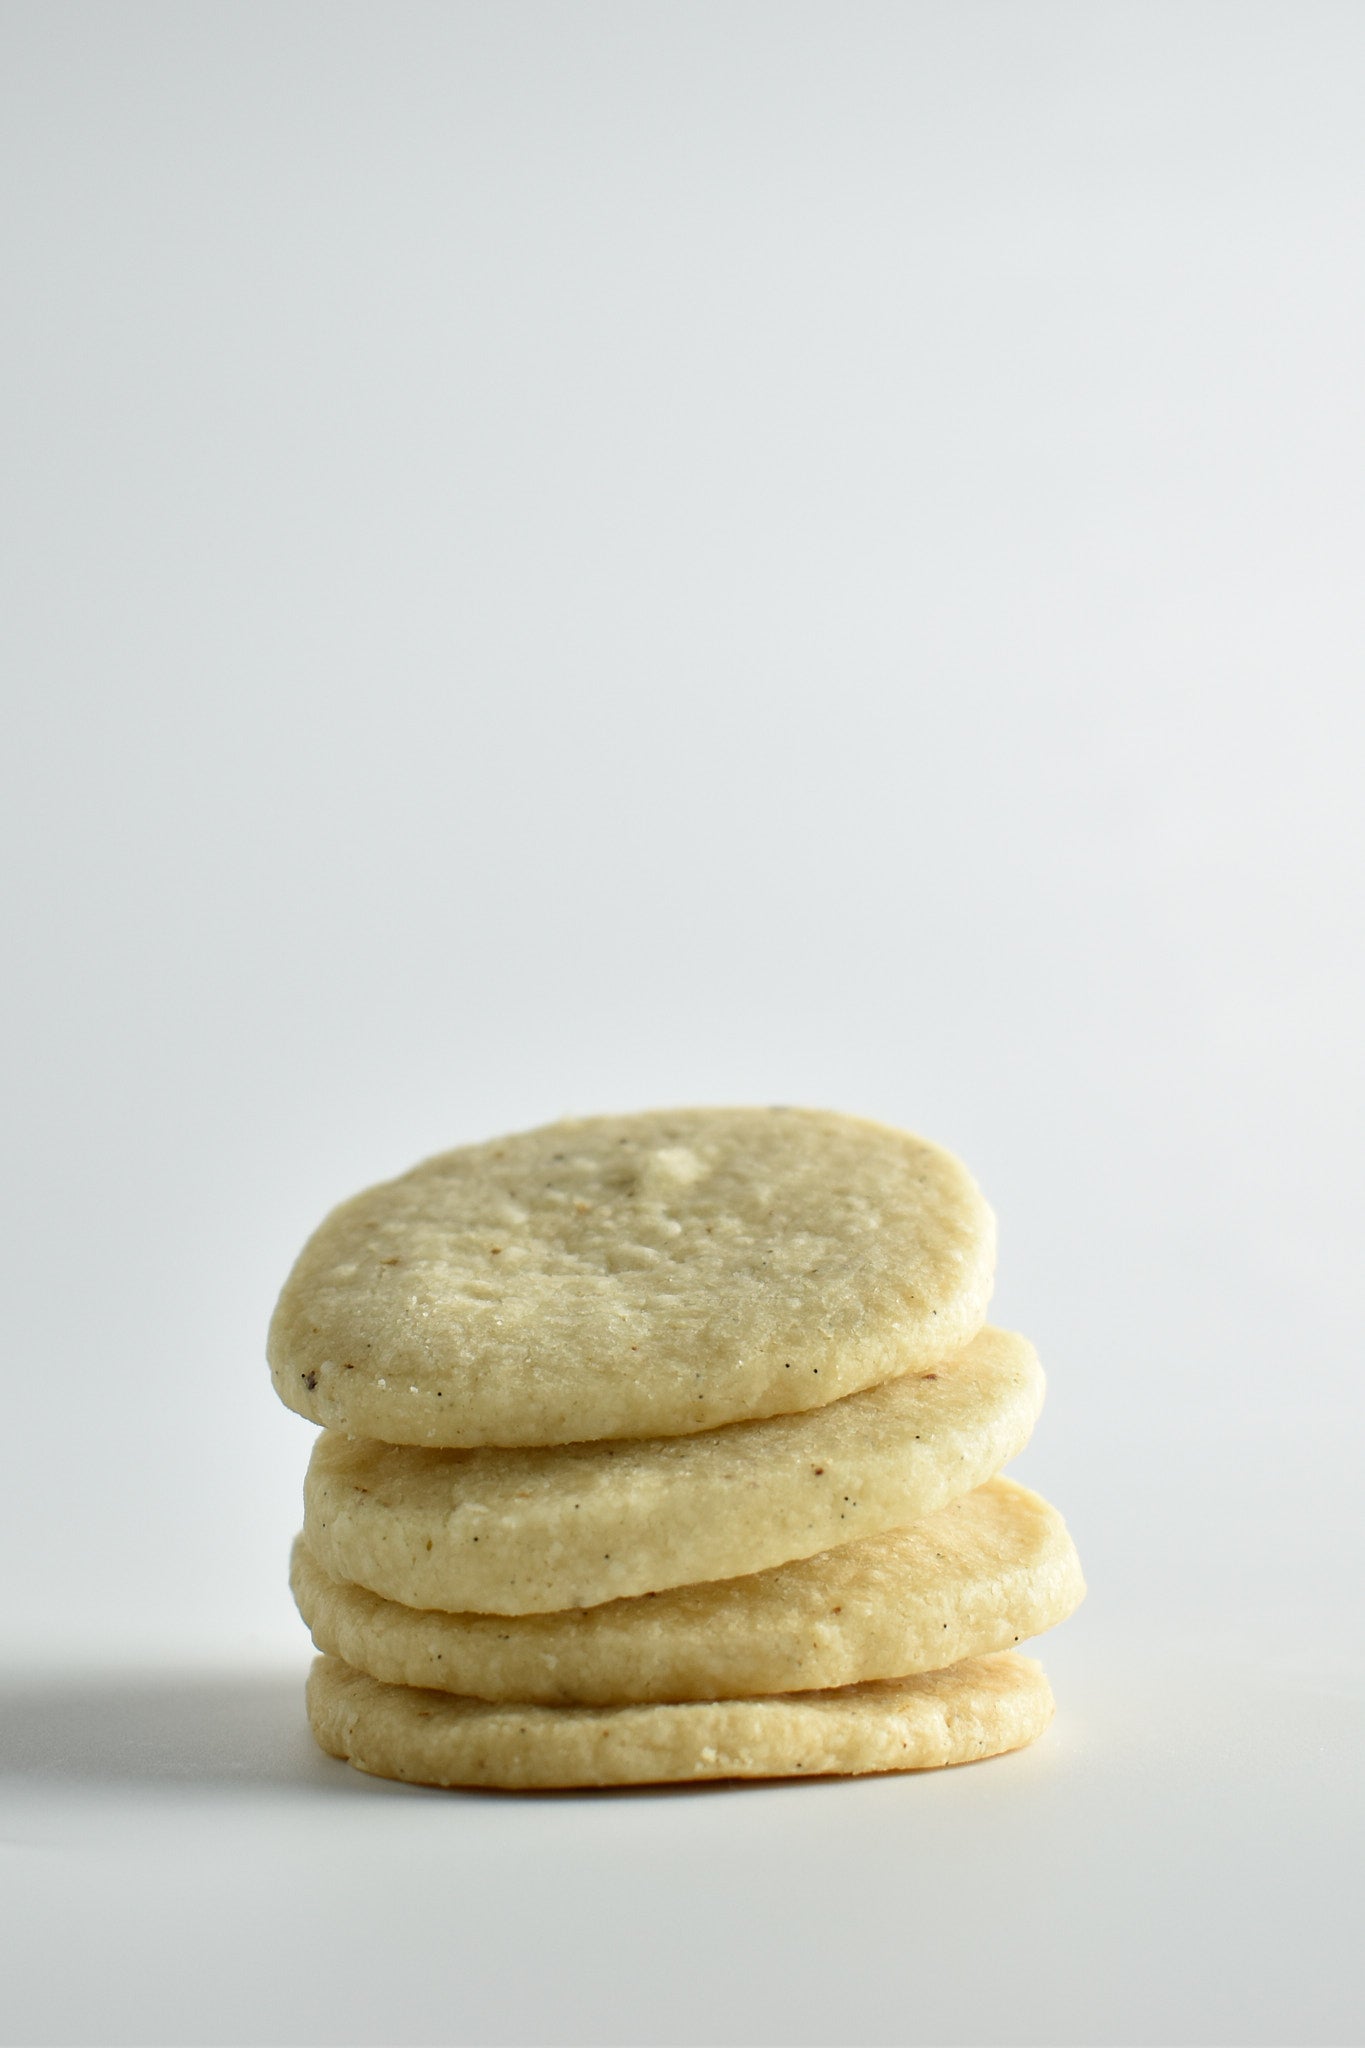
[
  {"xmin": 302, "ymin": 1326, "xmax": 1041, "ymax": 1613},
  {"xmin": 269, "ymin": 1107, "xmax": 994, "ymax": 1446},
  {"xmin": 306, "ymin": 1650, "xmax": 1052, "ymax": 1788},
  {"xmin": 293, "ymin": 1477, "xmax": 1083, "ymax": 1704}
]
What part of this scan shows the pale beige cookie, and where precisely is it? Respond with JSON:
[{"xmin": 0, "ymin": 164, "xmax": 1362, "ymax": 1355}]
[
  {"xmin": 306, "ymin": 1650, "xmax": 1053, "ymax": 1789},
  {"xmin": 269, "ymin": 1107, "xmax": 995, "ymax": 1446},
  {"xmin": 302, "ymin": 1326, "xmax": 1042, "ymax": 1613},
  {"xmin": 293, "ymin": 1477, "xmax": 1083, "ymax": 1705}
]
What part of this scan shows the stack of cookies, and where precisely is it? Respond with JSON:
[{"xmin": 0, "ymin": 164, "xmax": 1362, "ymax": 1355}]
[{"xmin": 268, "ymin": 1107, "xmax": 1083, "ymax": 1789}]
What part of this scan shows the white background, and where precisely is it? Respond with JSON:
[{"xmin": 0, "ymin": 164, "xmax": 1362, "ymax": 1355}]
[{"xmin": 2, "ymin": 5, "xmax": 1362, "ymax": 2044}]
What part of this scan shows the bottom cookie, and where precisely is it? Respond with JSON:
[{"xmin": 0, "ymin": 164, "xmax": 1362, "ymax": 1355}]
[{"xmin": 306, "ymin": 1651, "xmax": 1054, "ymax": 1790}]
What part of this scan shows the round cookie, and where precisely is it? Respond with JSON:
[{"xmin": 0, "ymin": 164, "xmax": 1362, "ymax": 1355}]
[
  {"xmin": 268, "ymin": 1107, "xmax": 995, "ymax": 1446},
  {"xmin": 306, "ymin": 1650, "xmax": 1053, "ymax": 1789},
  {"xmin": 303, "ymin": 1326, "xmax": 1042, "ymax": 1613},
  {"xmin": 293, "ymin": 1477, "xmax": 1084, "ymax": 1705}
]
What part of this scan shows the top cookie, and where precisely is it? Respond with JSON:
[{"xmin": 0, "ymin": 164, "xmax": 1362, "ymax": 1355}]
[{"xmin": 267, "ymin": 1106, "xmax": 995, "ymax": 1447}]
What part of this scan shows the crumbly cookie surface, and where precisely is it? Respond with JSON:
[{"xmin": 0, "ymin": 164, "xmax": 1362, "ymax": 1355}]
[
  {"xmin": 293, "ymin": 1477, "xmax": 1084, "ymax": 1704},
  {"xmin": 269, "ymin": 1107, "xmax": 995, "ymax": 1446},
  {"xmin": 306, "ymin": 1650, "xmax": 1052, "ymax": 1789},
  {"xmin": 302, "ymin": 1327, "xmax": 1042, "ymax": 1613}
]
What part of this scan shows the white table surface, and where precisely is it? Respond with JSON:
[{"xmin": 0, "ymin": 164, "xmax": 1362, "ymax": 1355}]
[{"xmin": 4, "ymin": 1620, "xmax": 1362, "ymax": 2047}]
